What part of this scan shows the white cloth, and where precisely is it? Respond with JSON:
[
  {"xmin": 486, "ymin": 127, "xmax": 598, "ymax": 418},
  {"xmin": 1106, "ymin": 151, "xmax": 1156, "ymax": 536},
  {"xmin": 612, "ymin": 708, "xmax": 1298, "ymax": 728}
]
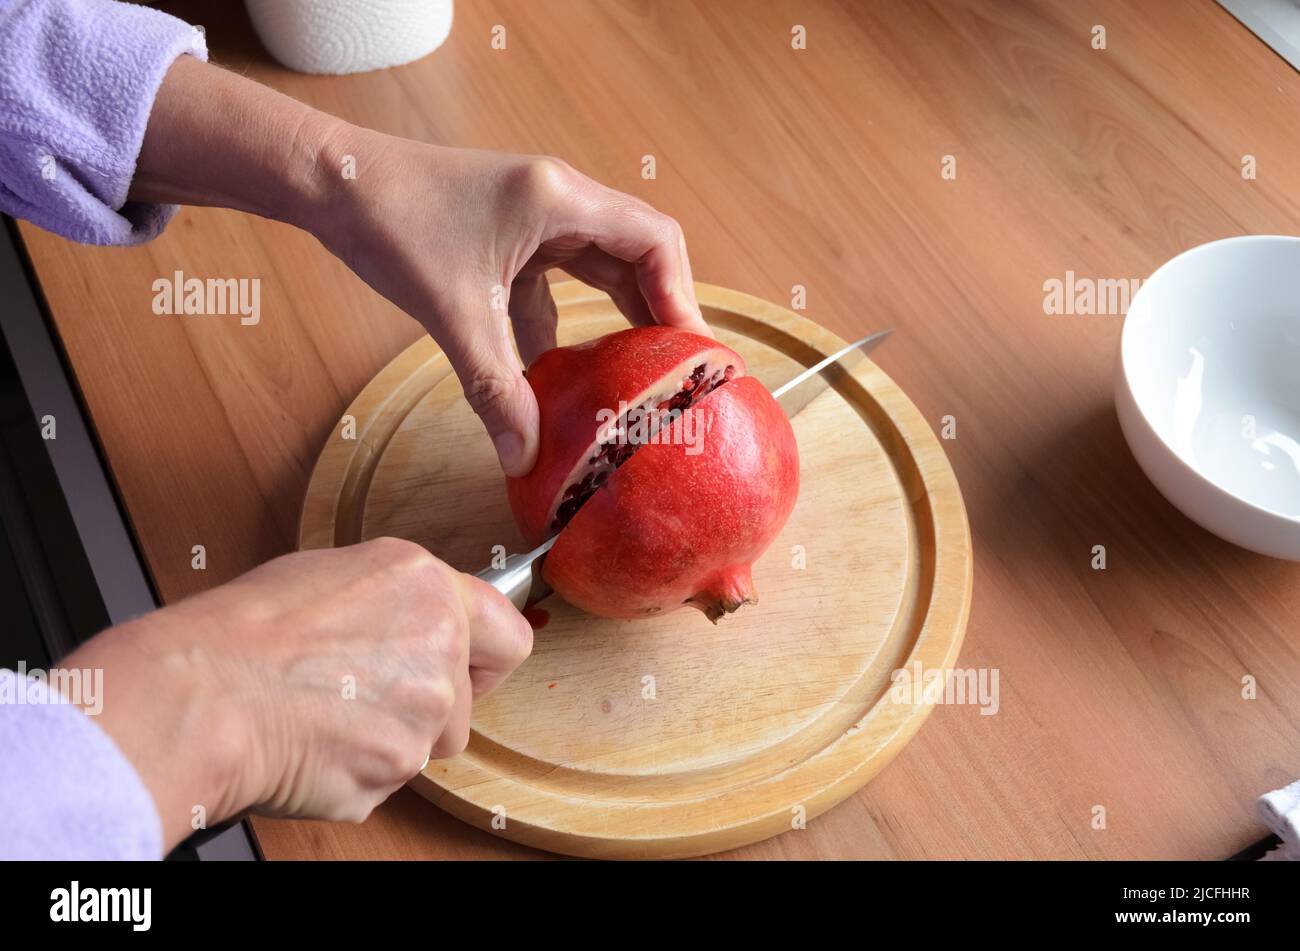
[{"xmin": 1258, "ymin": 779, "xmax": 1300, "ymax": 860}]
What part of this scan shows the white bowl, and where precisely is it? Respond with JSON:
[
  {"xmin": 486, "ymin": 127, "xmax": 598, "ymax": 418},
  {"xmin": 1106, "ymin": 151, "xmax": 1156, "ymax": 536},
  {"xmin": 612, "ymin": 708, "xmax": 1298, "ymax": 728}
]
[{"xmin": 1116, "ymin": 235, "xmax": 1300, "ymax": 560}]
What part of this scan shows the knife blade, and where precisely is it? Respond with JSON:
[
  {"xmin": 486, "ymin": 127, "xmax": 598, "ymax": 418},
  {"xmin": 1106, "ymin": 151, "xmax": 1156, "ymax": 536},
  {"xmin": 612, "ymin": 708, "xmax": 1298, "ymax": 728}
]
[
  {"xmin": 772, "ymin": 328, "xmax": 893, "ymax": 419},
  {"xmin": 476, "ymin": 328, "xmax": 894, "ymax": 608},
  {"xmin": 475, "ymin": 535, "xmax": 556, "ymax": 611}
]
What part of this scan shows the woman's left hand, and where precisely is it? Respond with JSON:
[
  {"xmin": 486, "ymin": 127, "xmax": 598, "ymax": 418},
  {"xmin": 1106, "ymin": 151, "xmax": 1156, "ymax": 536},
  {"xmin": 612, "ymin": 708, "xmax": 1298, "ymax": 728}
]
[
  {"xmin": 306, "ymin": 137, "xmax": 710, "ymax": 475},
  {"xmin": 132, "ymin": 55, "xmax": 708, "ymax": 477}
]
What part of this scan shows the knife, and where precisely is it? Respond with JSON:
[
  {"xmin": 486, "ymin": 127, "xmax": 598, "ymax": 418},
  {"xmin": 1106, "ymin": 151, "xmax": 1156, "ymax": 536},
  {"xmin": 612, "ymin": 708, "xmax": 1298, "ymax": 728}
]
[
  {"xmin": 475, "ymin": 535, "xmax": 557, "ymax": 612},
  {"xmin": 476, "ymin": 328, "xmax": 894, "ymax": 611},
  {"xmin": 771, "ymin": 328, "xmax": 893, "ymax": 418}
]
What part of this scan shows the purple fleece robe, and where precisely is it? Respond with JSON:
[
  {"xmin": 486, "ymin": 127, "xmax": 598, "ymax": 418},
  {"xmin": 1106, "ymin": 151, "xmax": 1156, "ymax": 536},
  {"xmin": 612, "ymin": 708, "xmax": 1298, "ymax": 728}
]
[
  {"xmin": 0, "ymin": 0, "xmax": 206, "ymax": 244},
  {"xmin": 0, "ymin": 669, "xmax": 161, "ymax": 859},
  {"xmin": 0, "ymin": 0, "xmax": 207, "ymax": 859}
]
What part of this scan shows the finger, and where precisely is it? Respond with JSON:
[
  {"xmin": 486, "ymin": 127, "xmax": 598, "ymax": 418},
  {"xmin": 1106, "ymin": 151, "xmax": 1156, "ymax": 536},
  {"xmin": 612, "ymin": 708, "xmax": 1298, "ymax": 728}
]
[
  {"xmin": 437, "ymin": 292, "xmax": 540, "ymax": 477},
  {"xmin": 553, "ymin": 185, "xmax": 712, "ymax": 337},
  {"xmin": 429, "ymin": 664, "xmax": 472, "ymax": 759},
  {"xmin": 508, "ymin": 272, "xmax": 559, "ymax": 366},
  {"xmin": 678, "ymin": 230, "xmax": 701, "ymax": 315},
  {"xmin": 558, "ymin": 247, "xmax": 654, "ymax": 328},
  {"xmin": 455, "ymin": 572, "xmax": 533, "ymax": 697}
]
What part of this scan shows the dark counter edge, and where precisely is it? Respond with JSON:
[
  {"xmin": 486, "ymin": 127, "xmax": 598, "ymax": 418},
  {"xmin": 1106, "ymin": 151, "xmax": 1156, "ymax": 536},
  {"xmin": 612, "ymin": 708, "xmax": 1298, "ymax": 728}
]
[{"xmin": 0, "ymin": 218, "xmax": 260, "ymax": 862}]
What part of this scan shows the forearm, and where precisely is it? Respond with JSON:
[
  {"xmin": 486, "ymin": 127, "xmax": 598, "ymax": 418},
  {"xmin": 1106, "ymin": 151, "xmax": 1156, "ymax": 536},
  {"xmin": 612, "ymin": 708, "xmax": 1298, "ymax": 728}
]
[
  {"xmin": 128, "ymin": 55, "xmax": 361, "ymax": 239},
  {"xmin": 60, "ymin": 611, "xmax": 249, "ymax": 853}
]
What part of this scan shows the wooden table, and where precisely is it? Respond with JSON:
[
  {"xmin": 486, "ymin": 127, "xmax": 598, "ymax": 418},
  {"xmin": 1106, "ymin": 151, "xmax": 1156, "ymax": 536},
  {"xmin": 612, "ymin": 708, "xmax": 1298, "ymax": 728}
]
[{"xmin": 18, "ymin": 0, "xmax": 1300, "ymax": 859}]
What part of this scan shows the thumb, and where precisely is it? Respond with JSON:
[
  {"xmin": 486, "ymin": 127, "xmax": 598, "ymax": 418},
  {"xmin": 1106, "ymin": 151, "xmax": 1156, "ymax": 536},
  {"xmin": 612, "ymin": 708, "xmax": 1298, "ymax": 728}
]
[{"xmin": 437, "ymin": 299, "xmax": 540, "ymax": 478}]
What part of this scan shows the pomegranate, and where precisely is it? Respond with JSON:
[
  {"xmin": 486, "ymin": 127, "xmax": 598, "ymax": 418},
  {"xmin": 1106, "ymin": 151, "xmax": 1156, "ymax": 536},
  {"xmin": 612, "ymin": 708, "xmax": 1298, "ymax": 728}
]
[{"xmin": 506, "ymin": 325, "xmax": 800, "ymax": 622}]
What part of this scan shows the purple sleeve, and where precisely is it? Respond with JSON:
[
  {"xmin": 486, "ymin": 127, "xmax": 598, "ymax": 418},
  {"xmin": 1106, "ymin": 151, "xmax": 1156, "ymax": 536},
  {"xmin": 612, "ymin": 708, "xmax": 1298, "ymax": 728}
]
[
  {"xmin": 0, "ymin": 0, "xmax": 208, "ymax": 246},
  {"xmin": 0, "ymin": 668, "xmax": 162, "ymax": 859}
]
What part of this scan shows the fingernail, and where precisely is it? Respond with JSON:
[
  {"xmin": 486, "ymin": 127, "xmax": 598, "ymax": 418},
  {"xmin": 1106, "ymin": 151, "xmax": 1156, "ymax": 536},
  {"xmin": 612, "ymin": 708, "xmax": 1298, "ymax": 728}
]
[
  {"xmin": 493, "ymin": 430, "xmax": 527, "ymax": 476},
  {"xmin": 677, "ymin": 287, "xmax": 709, "ymax": 335}
]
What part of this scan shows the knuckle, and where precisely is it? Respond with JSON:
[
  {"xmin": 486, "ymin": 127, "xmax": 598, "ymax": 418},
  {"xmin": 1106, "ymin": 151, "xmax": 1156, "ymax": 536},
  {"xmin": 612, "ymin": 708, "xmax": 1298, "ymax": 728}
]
[
  {"xmin": 426, "ymin": 610, "xmax": 459, "ymax": 648},
  {"xmin": 366, "ymin": 536, "xmax": 444, "ymax": 583},
  {"xmin": 462, "ymin": 371, "xmax": 518, "ymax": 419},
  {"xmin": 425, "ymin": 603, "xmax": 470, "ymax": 672},
  {"xmin": 376, "ymin": 738, "xmax": 407, "ymax": 774},
  {"xmin": 376, "ymin": 734, "xmax": 426, "ymax": 780},
  {"xmin": 435, "ymin": 610, "xmax": 471, "ymax": 654},
  {"xmin": 507, "ymin": 618, "xmax": 534, "ymax": 668},
  {"xmin": 365, "ymin": 534, "xmax": 427, "ymax": 565},
  {"xmin": 423, "ymin": 676, "xmax": 457, "ymax": 723}
]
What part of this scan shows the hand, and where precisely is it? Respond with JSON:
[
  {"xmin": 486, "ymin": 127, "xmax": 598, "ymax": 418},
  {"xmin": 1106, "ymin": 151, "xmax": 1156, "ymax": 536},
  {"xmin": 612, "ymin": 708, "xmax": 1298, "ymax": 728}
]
[
  {"xmin": 130, "ymin": 56, "xmax": 710, "ymax": 477},
  {"xmin": 309, "ymin": 136, "xmax": 710, "ymax": 475},
  {"xmin": 60, "ymin": 538, "xmax": 532, "ymax": 850}
]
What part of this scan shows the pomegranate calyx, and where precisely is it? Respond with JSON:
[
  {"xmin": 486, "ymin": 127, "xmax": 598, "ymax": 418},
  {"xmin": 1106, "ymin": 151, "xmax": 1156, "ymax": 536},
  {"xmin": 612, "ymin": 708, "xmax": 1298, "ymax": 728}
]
[{"xmin": 685, "ymin": 566, "xmax": 758, "ymax": 624}]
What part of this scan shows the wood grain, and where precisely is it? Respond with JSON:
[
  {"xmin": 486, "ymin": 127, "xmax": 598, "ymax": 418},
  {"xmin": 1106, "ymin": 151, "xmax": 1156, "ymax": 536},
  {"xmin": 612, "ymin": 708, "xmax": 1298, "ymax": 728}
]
[
  {"xmin": 298, "ymin": 281, "xmax": 971, "ymax": 858},
  {"xmin": 15, "ymin": 0, "xmax": 1300, "ymax": 859}
]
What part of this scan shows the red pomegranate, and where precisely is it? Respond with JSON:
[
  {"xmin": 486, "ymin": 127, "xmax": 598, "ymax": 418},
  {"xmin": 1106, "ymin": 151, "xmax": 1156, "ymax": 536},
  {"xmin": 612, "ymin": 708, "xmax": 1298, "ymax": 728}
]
[{"xmin": 506, "ymin": 325, "xmax": 800, "ymax": 622}]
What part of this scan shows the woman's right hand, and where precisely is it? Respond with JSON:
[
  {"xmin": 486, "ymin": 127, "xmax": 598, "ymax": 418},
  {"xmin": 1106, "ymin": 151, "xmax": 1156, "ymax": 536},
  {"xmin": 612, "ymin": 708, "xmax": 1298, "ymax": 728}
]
[{"xmin": 61, "ymin": 537, "xmax": 532, "ymax": 850}]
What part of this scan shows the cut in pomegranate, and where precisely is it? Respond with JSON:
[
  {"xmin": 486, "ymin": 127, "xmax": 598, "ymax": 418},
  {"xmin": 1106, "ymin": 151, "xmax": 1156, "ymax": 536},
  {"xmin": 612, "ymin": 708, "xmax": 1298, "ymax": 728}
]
[
  {"xmin": 550, "ymin": 359, "xmax": 736, "ymax": 532},
  {"xmin": 506, "ymin": 325, "xmax": 800, "ymax": 623}
]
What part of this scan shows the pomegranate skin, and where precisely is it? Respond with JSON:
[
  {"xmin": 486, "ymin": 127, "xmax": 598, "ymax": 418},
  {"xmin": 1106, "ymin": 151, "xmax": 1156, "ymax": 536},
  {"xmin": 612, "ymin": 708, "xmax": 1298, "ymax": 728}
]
[
  {"xmin": 506, "ymin": 326, "xmax": 745, "ymax": 546},
  {"xmin": 541, "ymin": 375, "xmax": 800, "ymax": 622}
]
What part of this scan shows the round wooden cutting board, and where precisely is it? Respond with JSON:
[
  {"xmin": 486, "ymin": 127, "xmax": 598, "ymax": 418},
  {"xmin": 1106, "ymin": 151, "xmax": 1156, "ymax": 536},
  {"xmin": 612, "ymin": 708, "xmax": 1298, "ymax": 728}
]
[{"xmin": 299, "ymin": 281, "xmax": 972, "ymax": 859}]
